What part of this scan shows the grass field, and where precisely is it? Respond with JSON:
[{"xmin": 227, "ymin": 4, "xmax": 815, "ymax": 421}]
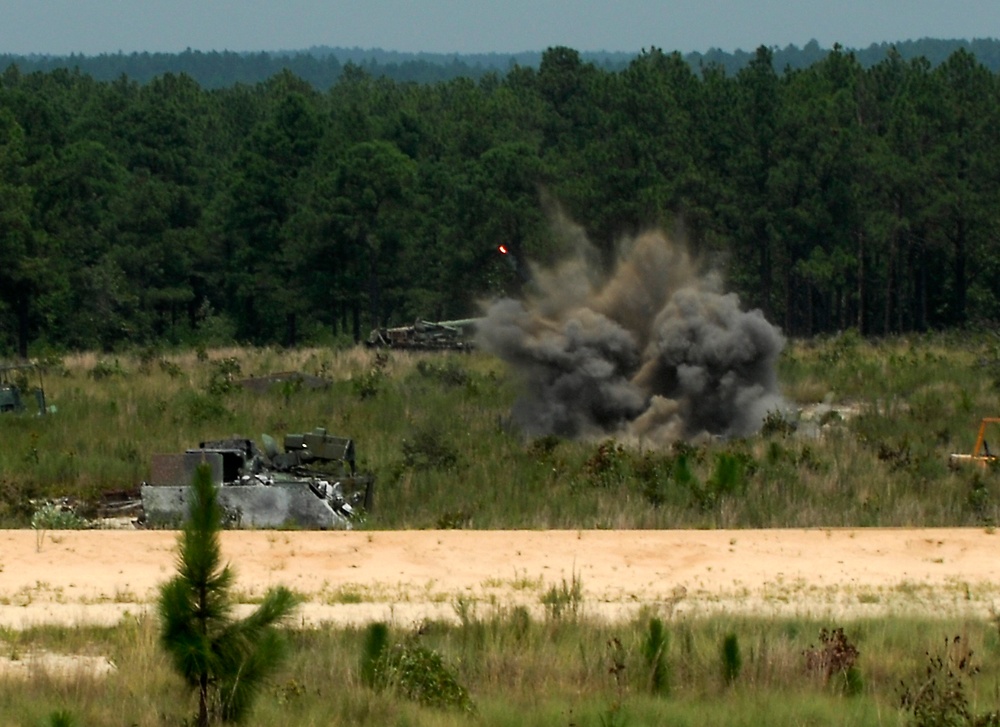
[
  {"xmin": 4, "ymin": 332, "xmax": 1000, "ymax": 725},
  {"xmin": 4, "ymin": 608, "xmax": 1000, "ymax": 726},
  {"xmin": 2, "ymin": 330, "xmax": 999, "ymax": 530}
]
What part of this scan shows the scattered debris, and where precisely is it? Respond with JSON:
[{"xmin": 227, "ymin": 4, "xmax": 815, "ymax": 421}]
[{"xmin": 949, "ymin": 417, "xmax": 1000, "ymax": 468}]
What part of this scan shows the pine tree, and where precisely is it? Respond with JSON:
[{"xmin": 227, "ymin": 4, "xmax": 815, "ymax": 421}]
[{"xmin": 158, "ymin": 463, "xmax": 299, "ymax": 725}]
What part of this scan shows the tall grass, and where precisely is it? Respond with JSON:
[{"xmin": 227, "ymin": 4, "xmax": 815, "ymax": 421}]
[
  {"xmin": 2, "ymin": 332, "xmax": 1000, "ymax": 528},
  {"xmin": 4, "ymin": 611, "xmax": 1000, "ymax": 725}
]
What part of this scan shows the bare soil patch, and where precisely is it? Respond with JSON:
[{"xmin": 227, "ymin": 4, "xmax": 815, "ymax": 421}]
[{"xmin": 0, "ymin": 528, "xmax": 998, "ymax": 630}]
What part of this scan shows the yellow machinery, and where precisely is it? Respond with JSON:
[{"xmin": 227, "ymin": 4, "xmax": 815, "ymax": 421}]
[{"xmin": 949, "ymin": 417, "xmax": 1000, "ymax": 467}]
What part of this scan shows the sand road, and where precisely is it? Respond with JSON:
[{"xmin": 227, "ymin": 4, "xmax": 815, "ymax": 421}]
[{"xmin": 0, "ymin": 527, "xmax": 999, "ymax": 629}]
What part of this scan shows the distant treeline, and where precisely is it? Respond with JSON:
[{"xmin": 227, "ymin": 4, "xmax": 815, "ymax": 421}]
[
  {"xmin": 3, "ymin": 37, "xmax": 1000, "ymax": 88},
  {"xmin": 2, "ymin": 43, "xmax": 1000, "ymax": 356}
]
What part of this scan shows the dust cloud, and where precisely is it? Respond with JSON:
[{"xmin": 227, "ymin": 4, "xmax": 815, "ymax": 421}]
[{"xmin": 476, "ymin": 227, "xmax": 787, "ymax": 447}]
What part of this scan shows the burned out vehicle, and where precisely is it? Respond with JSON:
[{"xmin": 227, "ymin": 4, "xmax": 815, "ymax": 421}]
[
  {"xmin": 365, "ymin": 319, "xmax": 479, "ymax": 351},
  {"xmin": 0, "ymin": 363, "xmax": 51, "ymax": 415},
  {"xmin": 141, "ymin": 427, "xmax": 374, "ymax": 529}
]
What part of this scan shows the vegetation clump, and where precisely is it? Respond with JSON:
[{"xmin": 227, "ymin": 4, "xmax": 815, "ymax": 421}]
[
  {"xmin": 361, "ymin": 623, "xmax": 474, "ymax": 713},
  {"xmin": 899, "ymin": 635, "xmax": 998, "ymax": 727},
  {"xmin": 158, "ymin": 463, "xmax": 299, "ymax": 725},
  {"xmin": 804, "ymin": 627, "xmax": 862, "ymax": 695}
]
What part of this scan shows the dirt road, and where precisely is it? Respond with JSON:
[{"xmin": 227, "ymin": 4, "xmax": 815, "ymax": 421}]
[{"xmin": 1, "ymin": 528, "xmax": 998, "ymax": 629}]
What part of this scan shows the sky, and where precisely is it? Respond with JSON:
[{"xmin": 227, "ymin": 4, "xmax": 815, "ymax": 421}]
[{"xmin": 1, "ymin": 1, "xmax": 998, "ymax": 57}]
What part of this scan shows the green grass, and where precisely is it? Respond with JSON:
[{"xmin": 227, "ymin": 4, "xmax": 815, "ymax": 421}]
[
  {"xmin": 6, "ymin": 333, "xmax": 1000, "ymax": 724},
  {"xmin": 4, "ymin": 611, "xmax": 1000, "ymax": 726},
  {"xmin": 2, "ymin": 332, "xmax": 1000, "ymax": 529}
]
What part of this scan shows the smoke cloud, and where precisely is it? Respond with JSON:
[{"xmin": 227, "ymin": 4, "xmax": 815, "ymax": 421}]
[{"xmin": 477, "ymin": 228, "xmax": 787, "ymax": 447}]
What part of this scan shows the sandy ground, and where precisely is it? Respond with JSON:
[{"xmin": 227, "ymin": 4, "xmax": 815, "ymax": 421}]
[{"xmin": 1, "ymin": 527, "xmax": 999, "ymax": 631}]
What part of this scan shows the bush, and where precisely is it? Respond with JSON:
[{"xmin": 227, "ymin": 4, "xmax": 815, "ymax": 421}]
[
  {"xmin": 368, "ymin": 636, "xmax": 475, "ymax": 712},
  {"xmin": 541, "ymin": 572, "xmax": 583, "ymax": 621},
  {"xmin": 722, "ymin": 633, "xmax": 742, "ymax": 685},
  {"xmin": 899, "ymin": 635, "xmax": 999, "ymax": 727},
  {"xmin": 401, "ymin": 423, "xmax": 459, "ymax": 471},
  {"xmin": 803, "ymin": 627, "xmax": 862, "ymax": 695},
  {"xmin": 31, "ymin": 500, "xmax": 88, "ymax": 551},
  {"xmin": 643, "ymin": 617, "xmax": 670, "ymax": 695}
]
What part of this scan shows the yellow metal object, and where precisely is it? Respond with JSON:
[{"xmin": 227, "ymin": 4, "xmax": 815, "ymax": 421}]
[{"xmin": 949, "ymin": 417, "xmax": 1000, "ymax": 467}]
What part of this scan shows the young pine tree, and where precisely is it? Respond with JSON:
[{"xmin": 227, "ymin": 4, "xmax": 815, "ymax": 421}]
[{"xmin": 158, "ymin": 463, "xmax": 299, "ymax": 725}]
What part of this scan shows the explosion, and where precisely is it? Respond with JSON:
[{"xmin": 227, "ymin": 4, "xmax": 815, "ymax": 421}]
[{"xmin": 476, "ymin": 228, "xmax": 787, "ymax": 447}]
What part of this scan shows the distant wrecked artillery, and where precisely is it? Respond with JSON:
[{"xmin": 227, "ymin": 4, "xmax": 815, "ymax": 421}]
[
  {"xmin": 949, "ymin": 417, "xmax": 1000, "ymax": 469},
  {"xmin": 141, "ymin": 427, "xmax": 375, "ymax": 529},
  {"xmin": 365, "ymin": 318, "xmax": 479, "ymax": 351},
  {"xmin": 0, "ymin": 363, "xmax": 52, "ymax": 416}
]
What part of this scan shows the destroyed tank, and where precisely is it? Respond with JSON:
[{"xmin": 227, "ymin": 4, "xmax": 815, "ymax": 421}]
[
  {"xmin": 140, "ymin": 427, "xmax": 374, "ymax": 529},
  {"xmin": 365, "ymin": 319, "xmax": 479, "ymax": 351},
  {"xmin": 0, "ymin": 363, "xmax": 51, "ymax": 416}
]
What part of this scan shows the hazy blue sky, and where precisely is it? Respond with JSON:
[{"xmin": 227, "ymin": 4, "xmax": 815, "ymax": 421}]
[{"xmin": 2, "ymin": 1, "xmax": 998, "ymax": 56}]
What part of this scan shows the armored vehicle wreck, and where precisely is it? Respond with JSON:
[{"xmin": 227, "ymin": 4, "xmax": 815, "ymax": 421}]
[
  {"xmin": 0, "ymin": 363, "xmax": 51, "ymax": 415},
  {"xmin": 365, "ymin": 319, "xmax": 478, "ymax": 351},
  {"xmin": 141, "ymin": 427, "xmax": 374, "ymax": 529}
]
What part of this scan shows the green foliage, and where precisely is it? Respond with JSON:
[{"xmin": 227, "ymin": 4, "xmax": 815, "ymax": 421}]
[
  {"xmin": 360, "ymin": 622, "xmax": 390, "ymax": 688},
  {"xmin": 721, "ymin": 633, "xmax": 742, "ymax": 685},
  {"xmin": 15, "ymin": 611, "xmax": 1000, "ymax": 725},
  {"xmin": 583, "ymin": 440, "xmax": 629, "ymax": 489},
  {"xmin": 157, "ymin": 463, "xmax": 299, "ymax": 725},
  {"xmin": 158, "ymin": 358, "xmax": 184, "ymax": 379},
  {"xmin": 761, "ymin": 409, "xmax": 796, "ymax": 438},
  {"xmin": 176, "ymin": 391, "xmax": 230, "ymax": 425},
  {"xmin": 435, "ymin": 508, "xmax": 474, "ymax": 529},
  {"xmin": 353, "ymin": 353, "xmax": 389, "ymax": 399},
  {"xmin": 601, "ymin": 636, "xmax": 628, "ymax": 727},
  {"xmin": 367, "ymin": 634, "xmax": 475, "ymax": 712},
  {"xmin": 692, "ymin": 451, "xmax": 752, "ymax": 511},
  {"xmin": 7, "ymin": 337, "xmax": 1000, "ymax": 530},
  {"xmin": 46, "ymin": 710, "xmax": 76, "ymax": 727},
  {"xmin": 541, "ymin": 571, "xmax": 583, "ymax": 621},
  {"xmin": 400, "ymin": 423, "xmax": 460, "ymax": 471},
  {"xmin": 2, "ymin": 45, "xmax": 1000, "ymax": 352},
  {"xmin": 31, "ymin": 501, "xmax": 87, "ymax": 551},
  {"xmin": 88, "ymin": 359, "xmax": 125, "ymax": 380},
  {"xmin": 967, "ymin": 472, "xmax": 993, "ymax": 524},
  {"xmin": 206, "ymin": 357, "xmax": 242, "ymax": 396},
  {"xmin": 643, "ymin": 617, "xmax": 670, "ymax": 695},
  {"xmin": 414, "ymin": 359, "xmax": 472, "ymax": 387}
]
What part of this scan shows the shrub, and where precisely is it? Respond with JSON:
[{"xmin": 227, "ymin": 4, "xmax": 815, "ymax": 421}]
[
  {"xmin": 354, "ymin": 352, "xmax": 389, "ymax": 399},
  {"xmin": 368, "ymin": 636, "xmax": 474, "ymax": 712},
  {"xmin": 541, "ymin": 571, "xmax": 583, "ymax": 621},
  {"xmin": 360, "ymin": 622, "xmax": 391, "ymax": 688},
  {"xmin": 722, "ymin": 633, "xmax": 742, "ymax": 686},
  {"xmin": 206, "ymin": 357, "xmax": 241, "ymax": 395},
  {"xmin": 415, "ymin": 359, "xmax": 471, "ymax": 387},
  {"xmin": 89, "ymin": 359, "xmax": 125, "ymax": 380},
  {"xmin": 401, "ymin": 423, "xmax": 459, "ymax": 471},
  {"xmin": 803, "ymin": 627, "xmax": 862, "ymax": 695},
  {"xmin": 31, "ymin": 500, "xmax": 88, "ymax": 552},
  {"xmin": 582, "ymin": 440, "xmax": 628, "ymax": 489},
  {"xmin": 643, "ymin": 617, "xmax": 670, "ymax": 695},
  {"xmin": 899, "ymin": 635, "xmax": 998, "ymax": 727},
  {"xmin": 761, "ymin": 409, "xmax": 796, "ymax": 437}
]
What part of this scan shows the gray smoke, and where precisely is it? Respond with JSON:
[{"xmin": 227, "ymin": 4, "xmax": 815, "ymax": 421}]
[{"xmin": 477, "ymin": 229, "xmax": 787, "ymax": 446}]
